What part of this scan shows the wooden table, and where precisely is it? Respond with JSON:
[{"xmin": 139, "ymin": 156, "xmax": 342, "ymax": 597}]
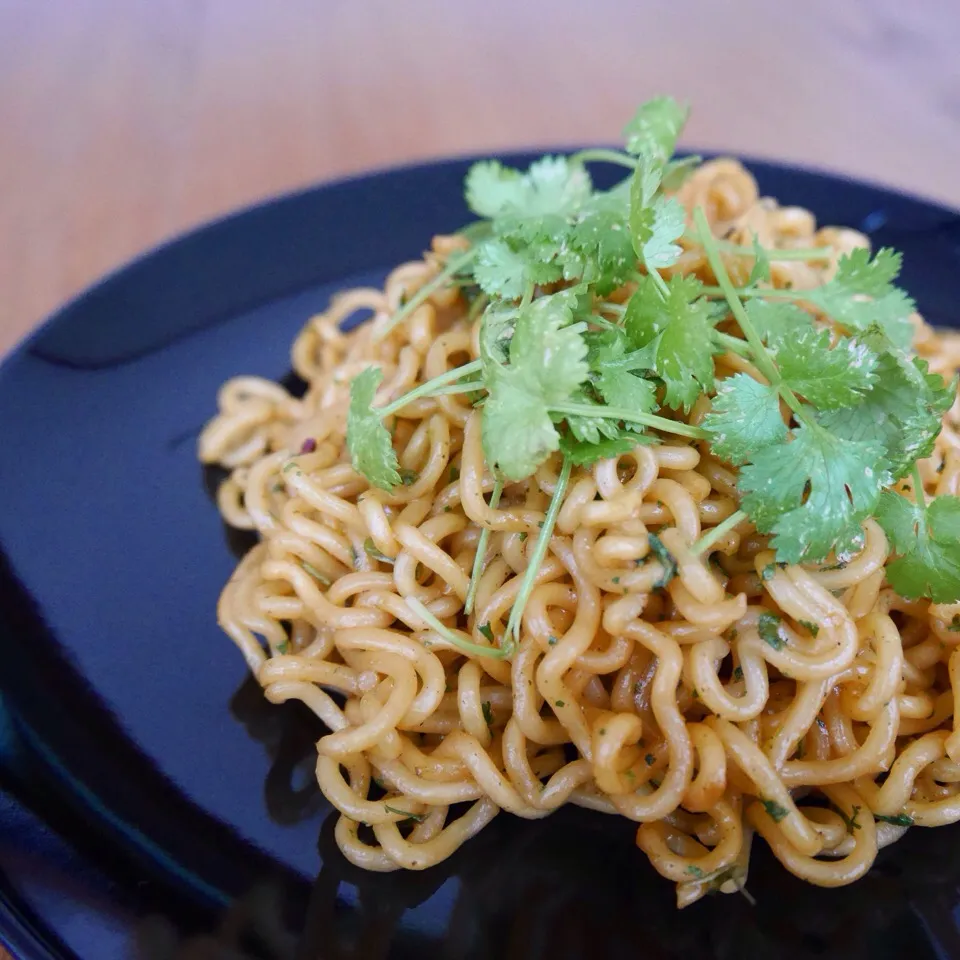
[
  {"xmin": 2, "ymin": 0, "xmax": 959, "ymax": 359},
  {"xmin": 0, "ymin": 0, "xmax": 958, "ymax": 954}
]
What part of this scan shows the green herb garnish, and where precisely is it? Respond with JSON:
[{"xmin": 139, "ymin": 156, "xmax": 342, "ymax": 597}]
[
  {"xmin": 874, "ymin": 812, "xmax": 914, "ymax": 827},
  {"xmin": 482, "ymin": 701, "xmax": 494, "ymax": 727},
  {"xmin": 757, "ymin": 611, "xmax": 786, "ymax": 650},
  {"xmin": 301, "ymin": 561, "xmax": 331, "ymax": 586},
  {"xmin": 647, "ymin": 532, "xmax": 678, "ymax": 587},
  {"xmin": 760, "ymin": 799, "xmax": 789, "ymax": 823},
  {"xmin": 340, "ymin": 94, "xmax": 960, "ymax": 607},
  {"xmin": 384, "ymin": 804, "xmax": 426, "ymax": 823},
  {"xmin": 364, "ymin": 538, "xmax": 394, "ymax": 564}
]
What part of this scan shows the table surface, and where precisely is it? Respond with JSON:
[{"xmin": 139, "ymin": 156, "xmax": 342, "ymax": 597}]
[
  {"xmin": 2, "ymin": 0, "xmax": 960, "ymax": 361},
  {"xmin": 0, "ymin": 0, "xmax": 958, "ymax": 954}
]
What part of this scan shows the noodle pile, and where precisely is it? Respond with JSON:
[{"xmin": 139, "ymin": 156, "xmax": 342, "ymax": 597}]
[{"xmin": 199, "ymin": 159, "xmax": 960, "ymax": 906}]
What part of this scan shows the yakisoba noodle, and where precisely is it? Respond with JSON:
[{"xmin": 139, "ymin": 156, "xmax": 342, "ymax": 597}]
[{"xmin": 199, "ymin": 158, "xmax": 960, "ymax": 905}]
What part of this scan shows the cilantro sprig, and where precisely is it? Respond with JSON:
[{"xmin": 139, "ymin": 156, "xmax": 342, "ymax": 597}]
[{"xmin": 341, "ymin": 93, "xmax": 960, "ymax": 642}]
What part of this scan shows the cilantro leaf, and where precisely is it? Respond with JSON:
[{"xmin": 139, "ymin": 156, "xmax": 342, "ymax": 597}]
[
  {"xmin": 559, "ymin": 432, "xmax": 636, "ymax": 467},
  {"xmin": 346, "ymin": 367, "xmax": 401, "ymax": 491},
  {"xmin": 628, "ymin": 152, "xmax": 685, "ymax": 270},
  {"xmin": 805, "ymin": 247, "xmax": 915, "ymax": 348},
  {"xmin": 624, "ymin": 275, "xmax": 719, "ymax": 411},
  {"xmin": 745, "ymin": 300, "xmax": 814, "ymax": 344},
  {"xmin": 595, "ymin": 366, "xmax": 658, "ymax": 413},
  {"xmin": 465, "ymin": 160, "xmax": 525, "ymax": 218},
  {"xmin": 481, "ymin": 292, "xmax": 589, "ymax": 479},
  {"xmin": 483, "ymin": 375, "xmax": 559, "ymax": 481},
  {"xmin": 508, "ymin": 295, "xmax": 589, "ymax": 402},
  {"xmin": 772, "ymin": 327, "xmax": 877, "ymax": 409},
  {"xmin": 739, "ymin": 425, "xmax": 889, "ymax": 563},
  {"xmin": 588, "ymin": 329, "xmax": 658, "ymax": 415},
  {"xmin": 818, "ymin": 345, "xmax": 954, "ymax": 479},
  {"xmin": 631, "ymin": 194, "xmax": 686, "ymax": 270},
  {"xmin": 474, "ymin": 238, "xmax": 557, "ymax": 299},
  {"xmin": 875, "ymin": 491, "xmax": 960, "ymax": 602},
  {"xmin": 465, "ymin": 156, "xmax": 592, "ymax": 219},
  {"xmin": 702, "ymin": 374, "xmax": 786, "ymax": 465},
  {"xmin": 622, "ymin": 96, "xmax": 689, "ymax": 163},
  {"xmin": 568, "ymin": 191, "xmax": 637, "ymax": 294}
]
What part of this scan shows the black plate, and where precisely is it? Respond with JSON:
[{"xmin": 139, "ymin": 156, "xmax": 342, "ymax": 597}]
[{"xmin": 2, "ymin": 153, "xmax": 960, "ymax": 960}]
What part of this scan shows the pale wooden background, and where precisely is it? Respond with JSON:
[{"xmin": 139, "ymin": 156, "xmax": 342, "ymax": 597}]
[
  {"xmin": 2, "ymin": 0, "xmax": 960, "ymax": 360},
  {"xmin": 0, "ymin": 0, "xmax": 958, "ymax": 954}
]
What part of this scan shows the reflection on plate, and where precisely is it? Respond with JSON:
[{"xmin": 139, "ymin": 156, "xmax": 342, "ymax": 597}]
[{"xmin": 0, "ymin": 153, "xmax": 959, "ymax": 959}]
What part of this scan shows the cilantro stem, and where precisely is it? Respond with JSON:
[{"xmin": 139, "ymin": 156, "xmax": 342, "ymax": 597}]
[
  {"xmin": 691, "ymin": 509, "xmax": 747, "ymax": 555},
  {"xmin": 694, "ymin": 207, "xmax": 812, "ymax": 427},
  {"xmin": 649, "ymin": 268, "xmax": 671, "ymax": 299},
  {"xmin": 412, "ymin": 380, "xmax": 485, "ymax": 398},
  {"xmin": 406, "ymin": 596, "xmax": 509, "ymax": 659},
  {"xmin": 379, "ymin": 360, "xmax": 482, "ymax": 415},
  {"xmin": 911, "ymin": 463, "xmax": 927, "ymax": 510},
  {"xmin": 375, "ymin": 249, "xmax": 477, "ymax": 341},
  {"xmin": 465, "ymin": 478, "xmax": 503, "ymax": 616},
  {"xmin": 713, "ymin": 332, "xmax": 752, "ymax": 358},
  {"xmin": 502, "ymin": 458, "xmax": 572, "ymax": 653},
  {"xmin": 685, "ymin": 232, "xmax": 833, "ymax": 261},
  {"xmin": 698, "ymin": 286, "xmax": 809, "ymax": 301},
  {"xmin": 570, "ymin": 148, "xmax": 638, "ymax": 170},
  {"xmin": 467, "ymin": 293, "xmax": 489, "ymax": 323},
  {"xmin": 549, "ymin": 402, "xmax": 708, "ymax": 440}
]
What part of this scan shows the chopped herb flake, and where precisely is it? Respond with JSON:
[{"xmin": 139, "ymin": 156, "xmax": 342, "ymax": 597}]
[
  {"xmin": 757, "ymin": 611, "xmax": 786, "ymax": 650},
  {"xmin": 301, "ymin": 561, "xmax": 331, "ymax": 585},
  {"xmin": 384, "ymin": 804, "xmax": 426, "ymax": 823},
  {"xmin": 647, "ymin": 532, "xmax": 678, "ymax": 588},
  {"xmin": 761, "ymin": 798, "xmax": 789, "ymax": 822},
  {"xmin": 874, "ymin": 812, "xmax": 914, "ymax": 827}
]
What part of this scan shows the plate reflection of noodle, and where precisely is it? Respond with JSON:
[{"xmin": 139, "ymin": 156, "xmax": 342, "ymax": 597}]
[{"xmin": 199, "ymin": 159, "xmax": 960, "ymax": 907}]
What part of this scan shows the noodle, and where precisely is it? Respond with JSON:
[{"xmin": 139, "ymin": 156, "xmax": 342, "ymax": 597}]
[{"xmin": 199, "ymin": 158, "xmax": 960, "ymax": 905}]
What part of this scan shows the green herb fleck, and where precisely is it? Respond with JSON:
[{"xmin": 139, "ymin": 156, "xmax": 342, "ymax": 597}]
[
  {"xmin": 478, "ymin": 622, "xmax": 495, "ymax": 643},
  {"xmin": 874, "ymin": 812, "xmax": 914, "ymax": 827},
  {"xmin": 364, "ymin": 538, "xmax": 394, "ymax": 564},
  {"xmin": 761, "ymin": 798, "xmax": 789, "ymax": 822},
  {"xmin": 301, "ymin": 561, "xmax": 331, "ymax": 586},
  {"xmin": 797, "ymin": 619, "xmax": 820, "ymax": 637},
  {"xmin": 384, "ymin": 804, "xmax": 426, "ymax": 823},
  {"xmin": 757, "ymin": 611, "xmax": 786, "ymax": 650},
  {"xmin": 482, "ymin": 701, "xmax": 494, "ymax": 727},
  {"xmin": 555, "ymin": 699, "xmax": 566, "ymax": 708},
  {"xmin": 685, "ymin": 864, "xmax": 705, "ymax": 879},
  {"xmin": 647, "ymin": 532, "xmax": 678, "ymax": 588},
  {"xmin": 645, "ymin": 753, "xmax": 655, "ymax": 766}
]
